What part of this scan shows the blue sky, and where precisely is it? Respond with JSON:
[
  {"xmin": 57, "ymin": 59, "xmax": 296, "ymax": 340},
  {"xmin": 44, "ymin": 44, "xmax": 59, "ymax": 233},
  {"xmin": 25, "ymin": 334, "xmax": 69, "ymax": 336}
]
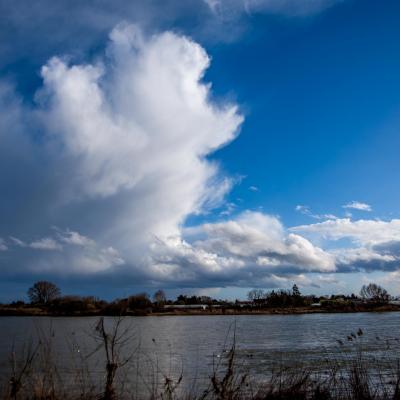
[
  {"xmin": 206, "ymin": 0, "xmax": 400, "ymax": 224},
  {"xmin": 1, "ymin": 0, "xmax": 400, "ymax": 301}
]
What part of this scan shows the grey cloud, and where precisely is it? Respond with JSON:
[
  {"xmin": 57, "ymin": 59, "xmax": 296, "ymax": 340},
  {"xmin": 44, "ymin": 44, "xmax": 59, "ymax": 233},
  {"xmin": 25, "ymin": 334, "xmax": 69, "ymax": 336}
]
[
  {"xmin": 3, "ymin": 230, "xmax": 124, "ymax": 276},
  {"xmin": 56, "ymin": 229, "xmax": 96, "ymax": 247},
  {"xmin": 334, "ymin": 246, "xmax": 399, "ymax": 273},
  {"xmin": 29, "ymin": 238, "xmax": 62, "ymax": 251},
  {"xmin": 0, "ymin": 0, "xmax": 345, "ymax": 86},
  {"xmin": 0, "ymin": 239, "xmax": 7, "ymax": 251}
]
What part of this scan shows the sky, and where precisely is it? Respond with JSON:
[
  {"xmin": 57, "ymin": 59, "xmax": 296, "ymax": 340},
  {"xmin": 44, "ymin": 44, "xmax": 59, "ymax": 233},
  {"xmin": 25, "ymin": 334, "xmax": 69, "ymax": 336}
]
[{"xmin": 1, "ymin": 0, "xmax": 400, "ymax": 301}]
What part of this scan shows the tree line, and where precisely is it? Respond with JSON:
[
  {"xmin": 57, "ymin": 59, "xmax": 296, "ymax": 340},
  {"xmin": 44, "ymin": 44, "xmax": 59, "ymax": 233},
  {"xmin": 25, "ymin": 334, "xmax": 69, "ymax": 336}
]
[
  {"xmin": 0, "ymin": 280, "xmax": 394, "ymax": 316},
  {"xmin": 247, "ymin": 283, "xmax": 391, "ymax": 307}
]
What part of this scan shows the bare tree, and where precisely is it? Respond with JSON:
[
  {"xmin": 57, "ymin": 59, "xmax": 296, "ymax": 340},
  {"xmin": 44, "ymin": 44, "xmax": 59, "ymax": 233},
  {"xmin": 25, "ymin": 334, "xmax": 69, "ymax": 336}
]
[
  {"xmin": 360, "ymin": 283, "xmax": 390, "ymax": 304},
  {"xmin": 27, "ymin": 281, "xmax": 61, "ymax": 304},
  {"xmin": 247, "ymin": 289, "xmax": 265, "ymax": 302},
  {"xmin": 153, "ymin": 289, "xmax": 166, "ymax": 305},
  {"xmin": 92, "ymin": 317, "xmax": 136, "ymax": 400}
]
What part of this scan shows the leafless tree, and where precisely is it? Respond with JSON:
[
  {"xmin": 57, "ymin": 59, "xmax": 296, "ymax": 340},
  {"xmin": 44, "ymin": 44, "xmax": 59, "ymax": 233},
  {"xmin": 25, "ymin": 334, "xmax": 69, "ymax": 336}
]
[
  {"xmin": 360, "ymin": 283, "xmax": 390, "ymax": 303},
  {"xmin": 27, "ymin": 281, "xmax": 61, "ymax": 304},
  {"xmin": 92, "ymin": 317, "xmax": 136, "ymax": 400},
  {"xmin": 247, "ymin": 289, "xmax": 265, "ymax": 302},
  {"xmin": 153, "ymin": 289, "xmax": 166, "ymax": 305}
]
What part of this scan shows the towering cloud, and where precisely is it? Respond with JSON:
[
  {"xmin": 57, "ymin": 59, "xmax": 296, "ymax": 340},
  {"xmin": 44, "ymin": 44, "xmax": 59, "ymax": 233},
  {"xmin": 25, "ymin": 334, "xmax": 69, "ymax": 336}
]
[{"xmin": 0, "ymin": 24, "xmax": 243, "ymax": 278}]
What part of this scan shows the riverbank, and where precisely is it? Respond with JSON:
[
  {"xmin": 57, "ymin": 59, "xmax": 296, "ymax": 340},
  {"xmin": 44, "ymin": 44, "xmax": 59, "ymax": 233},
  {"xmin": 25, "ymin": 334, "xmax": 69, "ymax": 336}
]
[{"xmin": 1, "ymin": 303, "xmax": 400, "ymax": 316}]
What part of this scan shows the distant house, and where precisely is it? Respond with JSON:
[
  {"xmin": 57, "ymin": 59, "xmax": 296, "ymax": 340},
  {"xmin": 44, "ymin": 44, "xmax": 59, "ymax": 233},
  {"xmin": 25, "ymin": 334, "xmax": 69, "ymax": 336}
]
[
  {"xmin": 235, "ymin": 301, "xmax": 254, "ymax": 308},
  {"xmin": 164, "ymin": 304, "xmax": 208, "ymax": 310}
]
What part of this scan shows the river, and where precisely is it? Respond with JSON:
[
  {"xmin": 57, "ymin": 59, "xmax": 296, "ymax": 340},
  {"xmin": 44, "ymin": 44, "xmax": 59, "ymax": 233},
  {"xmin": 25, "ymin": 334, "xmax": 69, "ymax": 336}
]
[{"xmin": 1, "ymin": 313, "xmax": 399, "ymax": 397}]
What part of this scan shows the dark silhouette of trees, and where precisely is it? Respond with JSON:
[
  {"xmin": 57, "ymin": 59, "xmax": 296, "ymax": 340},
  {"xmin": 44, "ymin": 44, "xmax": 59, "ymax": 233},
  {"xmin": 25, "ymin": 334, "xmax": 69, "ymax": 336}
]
[
  {"xmin": 292, "ymin": 284, "xmax": 301, "ymax": 297},
  {"xmin": 27, "ymin": 281, "xmax": 60, "ymax": 304},
  {"xmin": 49, "ymin": 296, "xmax": 106, "ymax": 314},
  {"xmin": 128, "ymin": 293, "xmax": 152, "ymax": 310},
  {"xmin": 265, "ymin": 290, "xmax": 293, "ymax": 307},
  {"xmin": 360, "ymin": 283, "xmax": 390, "ymax": 304},
  {"xmin": 291, "ymin": 284, "xmax": 305, "ymax": 306},
  {"xmin": 176, "ymin": 295, "xmax": 201, "ymax": 304},
  {"xmin": 246, "ymin": 285, "xmax": 306, "ymax": 308},
  {"xmin": 103, "ymin": 299, "xmax": 128, "ymax": 315}
]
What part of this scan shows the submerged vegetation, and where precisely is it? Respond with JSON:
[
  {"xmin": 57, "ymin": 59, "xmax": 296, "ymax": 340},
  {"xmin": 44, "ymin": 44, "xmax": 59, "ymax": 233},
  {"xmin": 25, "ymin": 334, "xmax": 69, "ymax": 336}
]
[
  {"xmin": 2, "ymin": 317, "xmax": 400, "ymax": 399},
  {"xmin": 0, "ymin": 282, "xmax": 399, "ymax": 317}
]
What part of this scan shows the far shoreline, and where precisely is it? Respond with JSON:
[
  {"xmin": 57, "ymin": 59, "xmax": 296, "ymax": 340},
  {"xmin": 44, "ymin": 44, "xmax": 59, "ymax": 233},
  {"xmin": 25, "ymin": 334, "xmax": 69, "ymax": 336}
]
[{"xmin": 1, "ymin": 304, "xmax": 400, "ymax": 317}]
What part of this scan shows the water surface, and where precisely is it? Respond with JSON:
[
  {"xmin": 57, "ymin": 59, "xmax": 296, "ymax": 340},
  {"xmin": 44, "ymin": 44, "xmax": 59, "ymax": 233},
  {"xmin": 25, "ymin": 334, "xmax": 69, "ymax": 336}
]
[{"xmin": 1, "ymin": 313, "xmax": 399, "ymax": 396}]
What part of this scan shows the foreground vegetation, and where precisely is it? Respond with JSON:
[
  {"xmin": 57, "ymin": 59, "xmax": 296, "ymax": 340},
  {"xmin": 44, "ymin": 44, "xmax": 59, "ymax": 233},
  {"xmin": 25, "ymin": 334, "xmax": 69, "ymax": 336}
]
[
  {"xmin": 0, "ymin": 282, "xmax": 398, "ymax": 316},
  {"xmin": 2, "ymin": 317, "xmax": 400, "ymax": 400}
]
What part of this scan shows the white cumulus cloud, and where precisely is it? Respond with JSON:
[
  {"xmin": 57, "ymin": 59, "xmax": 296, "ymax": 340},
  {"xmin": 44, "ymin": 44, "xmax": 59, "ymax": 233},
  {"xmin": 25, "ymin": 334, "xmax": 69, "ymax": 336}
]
[
  {"xmin": 342, "ymin": 201, "xmax": 372, "ymax": 212},
  {"xmin": 292, "ymin": 218, "xmax": 400, "ymax": 246},
  {"xmin": 40, "ymin": 24, "xmax": 242, "ymax": 238},
  {"xmin": 0, "ymin": 24, "xmax": 243, "ymax": 279},
  {"xmin": 292, "ymin": 218, "xmax": 400, "ymax": 273},
  {"xmin": 149, "ymin": 211, "xmax": 336, "ymax": 287}
]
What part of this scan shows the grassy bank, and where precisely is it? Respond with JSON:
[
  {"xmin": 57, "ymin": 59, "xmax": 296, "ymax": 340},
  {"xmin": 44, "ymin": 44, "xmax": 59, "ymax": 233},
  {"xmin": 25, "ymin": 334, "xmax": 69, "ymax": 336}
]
[{"xmin": 1, "ymin": 304, "xmax": 400, "ymax": 317}]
